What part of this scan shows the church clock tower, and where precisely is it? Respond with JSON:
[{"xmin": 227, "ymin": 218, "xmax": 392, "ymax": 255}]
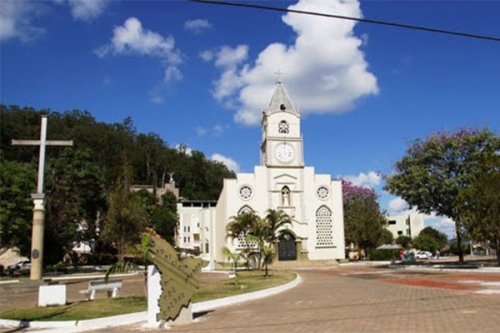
[{"xmin": 260, "ymin": 79, "xmax": 304, "ymax": 168}]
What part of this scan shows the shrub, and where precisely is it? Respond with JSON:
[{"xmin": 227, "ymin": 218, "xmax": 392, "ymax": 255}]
[{"xmin": 369, "ymin": 249, "xmax": 401, "ymax": 261}]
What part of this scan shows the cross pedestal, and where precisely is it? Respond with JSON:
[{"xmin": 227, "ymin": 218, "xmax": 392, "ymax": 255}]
[
  {"xmin": 11, "ymin": 115, "xmax": 73, "ymax": 280},
  {"xmin": 31, "ymin": 194, "xmax": 46, "ymax": 280}
]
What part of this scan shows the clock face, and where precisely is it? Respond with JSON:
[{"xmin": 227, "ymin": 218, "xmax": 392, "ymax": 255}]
[{"xmin": 275, "ymin": 143, "xmax": 294, "ymax": 163}]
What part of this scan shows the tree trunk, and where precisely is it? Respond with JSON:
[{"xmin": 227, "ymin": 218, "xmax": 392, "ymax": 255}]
[
  {"xmin": 456, "ymin": 225, "xmax": 464, "ymax": 264},
  {"xmin": 265, "ymin": 263, "xmax": 268, "ymax": 277},
  {"xmin": 496, "ymin": 239, "xmax": 500, "ymax": 267}
]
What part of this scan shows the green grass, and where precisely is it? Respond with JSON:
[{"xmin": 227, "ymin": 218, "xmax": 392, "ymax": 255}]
[
  {"xmin": 0, "ymin": 296, "xmax": 146, "ymax": 321},
  {"xmin": 0, "ymin": 270, "xmax": 296, "ymax": 322},
  {"xmin": 193, "ymin": 270, "xmax": 296, "ymax": 303}
]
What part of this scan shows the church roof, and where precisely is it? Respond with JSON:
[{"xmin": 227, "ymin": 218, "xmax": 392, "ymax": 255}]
[{"xmin": 266, "ymin": 79, "xmax": 299, "ymax": 116}]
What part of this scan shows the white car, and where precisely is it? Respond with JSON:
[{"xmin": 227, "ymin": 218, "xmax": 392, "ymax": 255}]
[
  {"xmin": 8, "ymin": 260, "xmax": 31, "ymax": 271},
  {"xmin": 415, "ymin": 251, "xmax": 433, "ymax": 259}
]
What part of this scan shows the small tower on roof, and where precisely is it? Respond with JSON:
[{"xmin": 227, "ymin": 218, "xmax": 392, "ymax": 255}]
[
  {"xmin": 266, "ymin": 71, "xmax": 299, "ymax": 116},
  {"xmin": 260, "ymin": 72, "xmax": 304, "ymax": 167}
]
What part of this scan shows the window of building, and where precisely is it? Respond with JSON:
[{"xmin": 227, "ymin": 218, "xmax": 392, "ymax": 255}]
[
  {"xmin": 398, "ymin": 231, "xmax": 403, "ymax": 235},
  {"xmin": 388, "ymin": 220, "xmax": 396, "ymax": 225},
  {"xmin": 316, "ymin": 206, "xmax": 334, "ymax": 247},
  {"xmin": 238, "ymin": 205, "xmax": 253, "ymax": 215},
  {"xmin": 278, "ymin": 120, "xmax": 289, "ymax": 134},
  {"xmin": 188, "ymin": 226, "xmax": 190, "ymax": 232}
]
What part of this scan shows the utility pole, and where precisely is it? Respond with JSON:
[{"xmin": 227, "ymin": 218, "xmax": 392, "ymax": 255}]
[{"xmin": 12, "ymin": 115, "xmax": 73, "ymax": 280}]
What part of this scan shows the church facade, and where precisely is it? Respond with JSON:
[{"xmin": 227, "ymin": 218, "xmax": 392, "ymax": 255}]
[{"xmin": 177, "ymin": 80, "xmax": 345, "ymax": 263}]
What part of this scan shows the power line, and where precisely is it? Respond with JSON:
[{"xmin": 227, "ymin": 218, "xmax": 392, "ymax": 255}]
[{"xmin": 189, "ymin": 0, "xmax": 500, "ymax": 43}]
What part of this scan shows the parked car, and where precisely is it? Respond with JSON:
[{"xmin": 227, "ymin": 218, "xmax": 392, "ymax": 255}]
[
  {"xmin": 8, "ymin": 260, "xmax": 31, "ymax": 271},
  {"xmin": 415, "ymin": 251, "xmax": 432, "ymax": 259}
]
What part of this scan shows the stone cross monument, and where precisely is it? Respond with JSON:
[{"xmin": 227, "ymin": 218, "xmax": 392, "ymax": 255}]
[{"xmin": 12, "ymin": 114, "xmax": 73, "ymax": 280}]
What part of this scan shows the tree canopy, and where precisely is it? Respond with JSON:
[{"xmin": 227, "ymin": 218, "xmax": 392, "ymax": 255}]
[
  {"xmin": 458, "ymin": 152, "xmax": 500, "ymax": 265},
  {"xmin": 0, "ymin": 105, "xmax": 235, "ymax": 263},
  {"xmin": 384, "ymin": 128, "xmax": 500, "ymax": 263},
  {"xmin": 342, "ymin": 180, "xmax": 388, "ymax": 254}
]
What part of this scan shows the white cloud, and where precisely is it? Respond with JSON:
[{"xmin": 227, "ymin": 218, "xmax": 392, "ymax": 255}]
[
  {"xmin": 184, "ymin": 19, "xmax": 212, "ymax": 34},
  {"xmin": 388, "ymin": 197, "xmax": 410, "ymax": 215},
  {"xmin": 95, "ymin": 17, "xmax": 181, "ymax": 62},
  {"xmin": 211, "ymin": 153, "xmax": 240, "ymax": 172},
  {"xmin": 66, "ymin": 0, "xmax": 109, "ymax": 21},
  {"xmin": 209, "ymin": 0, "xmax": 378, "ymax": 125},
  {"xmin": 196, "ymin": 127, "xmax": 207, "ymax": 136},
  {"xmin": 214, "ymin": 45, "xmax": 249, "ymax": 68},
  {"xmin": 343, "ymin": 171, "xmax": 381, "ymax": 188},
  {"xmin": 212, "ymin": 124, "xmax": 225, "ymax": 136},
  {"xmin": 164, "ymin": 66, "xmax": 183, "ymax": 83},
  {"xmin": 196, "ymin": 124, "xmax": 228, "ymax": 137},
  {"xmin": 200, "ymin": 50, "xmax": 214, "ymax": 62},
  {"xmin": 0, "ymin": 0, "xmax": 45, "ymax": 42},
  {"xmin": 96, "ymin": 17, "xmax": 183, "ymax": 103}
]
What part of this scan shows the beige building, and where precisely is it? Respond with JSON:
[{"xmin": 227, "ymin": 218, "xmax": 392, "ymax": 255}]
[
  {"xmin": 178, "ymin": 80, "xmax": 345, "ymax": 263},
  {"xmin": 130, "ymin": 183, "xmax": 179, "ymax": 201},
  {"xmin": 386, "ymin": 214, "xmax": 425, "ymax": 239}
]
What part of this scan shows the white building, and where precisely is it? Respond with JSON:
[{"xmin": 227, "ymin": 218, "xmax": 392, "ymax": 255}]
[
  {"xmin": 178, "ymin": 79, "xmax": 345, "ymax": 263},
  {"xmin": 386, "ymin": 214, "xmax": 425, "ymax": 239}
]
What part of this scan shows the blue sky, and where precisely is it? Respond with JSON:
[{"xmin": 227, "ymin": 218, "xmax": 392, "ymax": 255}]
[{"xmin": 2, "ymin": 0, "xmax": 500, "ymax": 238}]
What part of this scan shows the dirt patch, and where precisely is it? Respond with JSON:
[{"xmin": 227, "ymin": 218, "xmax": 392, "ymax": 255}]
[{"xmin": 383, "ymin": 278, "xmax": 468, "ymax": 290}]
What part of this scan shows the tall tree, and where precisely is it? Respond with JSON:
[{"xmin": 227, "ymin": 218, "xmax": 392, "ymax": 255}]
[
  {"xmin": 0, "ymin": 157, "xmax": 36, "ymax": 254},
  {"xmin": 101, "ymin": 164, "xmax": 146, "ymax": 260},
  {"xmin": 384, "ymin": 128, "xmax": 500, "ymax": 263},
  {"xmin": 342, "ymin": 180, "xmax": 388, "ymax": 255},
  {"xmin": 44, "ymin": 148, "xmax": 106, "ymax": 264},
  {"xmin": 458, "ymin": 152, "xmax": 500, "ymax": 265},
  {"xmin": 412, "ymin": 227, "xmax": 448, "ymax": 254}
]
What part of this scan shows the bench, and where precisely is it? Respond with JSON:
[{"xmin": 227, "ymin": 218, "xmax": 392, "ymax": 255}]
[{"xmin": 79, "ymin": 279, "xmax": 122, "ymax": 300}]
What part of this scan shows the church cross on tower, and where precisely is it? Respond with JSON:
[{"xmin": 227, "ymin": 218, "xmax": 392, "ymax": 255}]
[
  {"xmin": 274, "ymin": 69, "xmax": 284, "ymax": 83},
  {"xmin": 12, "ymin": 115, "xmax": 73, "ymax": 280}
]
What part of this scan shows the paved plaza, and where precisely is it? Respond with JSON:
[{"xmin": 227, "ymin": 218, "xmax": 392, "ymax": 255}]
[{"xmin": 2, "ymin": 263, "xmax": 500, "ymax": 333}]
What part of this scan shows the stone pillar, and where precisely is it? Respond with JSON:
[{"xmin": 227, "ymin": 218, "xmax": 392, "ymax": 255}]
[
  {"xmin": 146, "ymin": 265, "xmax": 193, "ymax": 328},
  {"xmin": 30, "ymin": 194, "xmax": 45, "ymax": 280}
]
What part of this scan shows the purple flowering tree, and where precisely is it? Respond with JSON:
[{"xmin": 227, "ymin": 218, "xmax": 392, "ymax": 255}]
[
  {"xmin": 384, "ymin": 128, "xmax": 500, "ymax": 263},
  {"xmin": 342, "ymin": 180, "xmax": 389, "ymax": 256}
]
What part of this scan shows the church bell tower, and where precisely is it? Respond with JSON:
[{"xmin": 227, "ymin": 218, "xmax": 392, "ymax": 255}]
[{"xmin": 260, "ymin": 79, "xmax": 304, "ymax": 168}]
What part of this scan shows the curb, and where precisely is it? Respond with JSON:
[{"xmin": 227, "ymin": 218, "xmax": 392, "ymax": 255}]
[{"xmin": 0, "ymin": 273, "xmax": 301, "ymax": 332}]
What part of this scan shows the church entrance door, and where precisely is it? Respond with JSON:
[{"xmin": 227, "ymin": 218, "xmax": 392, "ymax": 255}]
[{"xmin": 278, "ymin": 232, "xmax": 296, "ymax": 261}]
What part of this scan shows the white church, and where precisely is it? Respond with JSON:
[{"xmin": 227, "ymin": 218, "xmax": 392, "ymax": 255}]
[{"xmin": 177, "ymin": 79, "xmax": 345, "ymax": 263}]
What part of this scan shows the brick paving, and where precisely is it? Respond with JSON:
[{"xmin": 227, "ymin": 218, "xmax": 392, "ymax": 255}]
[
  {"xmin": 2, "ymin": 265, "xmax": 500, "ymax": 333},
  {"xmin": 86, "ymin": 265, "xmax": 500, "ymax": 333}
]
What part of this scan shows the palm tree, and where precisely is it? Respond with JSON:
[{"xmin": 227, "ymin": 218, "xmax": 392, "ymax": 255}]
[
  {"xmin": 225, "ymin": 210, "xmax": 291, "ymax": 274},
  {"xmin": 222, "ymin": 246, "xmax": 241, "ymax": 277},
  {"xmin": 263, "ymin": 209, "xmax": 292, "ymax": 243},
  {"xmin": 226, "ymin": 211, "xmax": 261, "ymax": 245},
  {"xmin": 262, "ymin": 245, "xmax": 275, "ymax": 277}
]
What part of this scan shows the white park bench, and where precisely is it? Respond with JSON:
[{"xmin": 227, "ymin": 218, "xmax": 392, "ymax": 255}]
[{"xmin": 79, "ymin": 279, "xmax": 122, "ymax": 300}]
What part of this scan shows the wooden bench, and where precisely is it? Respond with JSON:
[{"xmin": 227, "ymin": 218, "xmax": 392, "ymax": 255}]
[{"xmin": 79, "ymin": 279, "xmax": 122, "ymax": 300}]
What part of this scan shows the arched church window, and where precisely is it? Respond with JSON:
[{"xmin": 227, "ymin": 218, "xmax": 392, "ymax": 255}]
[
  {"xmin": 316, "ymin": 206, "xmax": 334, "ymax": 247},
  {"xmin": 278, "ymin": 120, "xmax": 289, "ymax": 134},
  {"xmin": 236, "ymin": 205, "xmax": 256, "ymax": 248},
  {"xmin": 238, "ymin": 205, "xmax": 253, "ymax": 215},
  {"xmin": 281, "ymin": 186, "xmax": 291, "ymax": 206}
]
